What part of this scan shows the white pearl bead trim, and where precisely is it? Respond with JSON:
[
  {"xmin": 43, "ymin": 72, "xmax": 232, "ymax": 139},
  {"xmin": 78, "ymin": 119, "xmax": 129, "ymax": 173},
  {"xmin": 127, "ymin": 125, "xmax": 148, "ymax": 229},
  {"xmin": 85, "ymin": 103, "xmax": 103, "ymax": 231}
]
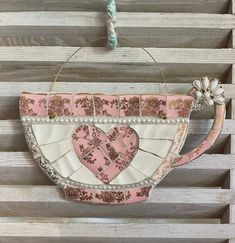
[
  {"xmin": 58, "ymin": 178, "xmax": 156, "ymax": 190},
  {"xmin": 21, "ymin": 116, "xmax": 189, "ymax": 124}
]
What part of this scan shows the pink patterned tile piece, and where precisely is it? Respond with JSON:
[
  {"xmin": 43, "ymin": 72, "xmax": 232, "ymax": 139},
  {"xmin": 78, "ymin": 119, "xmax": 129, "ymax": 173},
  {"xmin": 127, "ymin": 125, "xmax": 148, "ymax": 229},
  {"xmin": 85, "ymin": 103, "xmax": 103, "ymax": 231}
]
[
  {"xmin": 72, "ymin": 125, "xmax": 139, "ymax": 184},
  {"xmin": 141, "ymin": 95, "xmax": 166, "ymax": 118},
  {"xmin": 125, "ymin": 186, "xmax": 152, "ymax": 204},
  {"xmin": 94, "ymin": 189, "xmax": 126, "ymax": 204},
  {"xmin": 185, "ymin": 140, "xmax": 211, "ymax": 162},
  {"xmin": 166, "ymin": 95, "xmax": 193, "ymax": 118},
  {"xmin": 73, "ymin": 94, "xmax": 94, "ymax": 116},
  {"xmin": 64, "ymin": 185, "xmax": 154, "ymax": 204},
  {"xmin": 82, "ymin": 148, "xmax": 112, "ymax": 175},
  {"xmin": 171, "ymin": 124, "xmax": 188, "ymax": 154},
  {"xmin": 48, "ymin": 94, "xmax": 72, "ymax": 117},
  {"xmin": 152, "ymin": 152, "xmax": 176, "ymax": 182},
  {"xmin": 94, "ymin": 95, "xmax": 119, "ymax": 117},
  {"xmin": 19, "ymin": 93, "xmax": 47, "ymax": 116},
  {"xmin": 213, "ymin": 104, "xmax": 226, "ymax": 130},
  {"xmin": 206, "ymin": 129, "xmax": 221, "ymax": 145},
  {"xmin": 64, "ymin": 185, "xmax": 94, "ymax": 203},
  {"xmin": 119, "ymin": 95, "xmax": 140, "ymax": 117},
  {"xmin": 172, "ymin": 155, "xmax": 190, "ymax": 167},
  {"xmin": 97, "ymin": 162, "xmax": 124, "ymax": 184}
]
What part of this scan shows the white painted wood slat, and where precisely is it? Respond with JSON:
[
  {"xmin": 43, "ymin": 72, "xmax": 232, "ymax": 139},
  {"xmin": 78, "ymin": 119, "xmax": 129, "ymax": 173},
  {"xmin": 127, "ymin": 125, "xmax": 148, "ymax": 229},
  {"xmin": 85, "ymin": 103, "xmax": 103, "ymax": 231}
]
[
  {"xmin": 0, "ymin": 222, "xmax": 234, "ymax": 239},
  {"xmin": 0, "ymin": 12, "xmax": 234, "ymax": 29},
  {"xmin": 0, "ymin": 47, "xmax": 234, "ymax": 63},
  {"xmin": 0, "ymin": 0, "xmax": 231, "ymax": 13}
]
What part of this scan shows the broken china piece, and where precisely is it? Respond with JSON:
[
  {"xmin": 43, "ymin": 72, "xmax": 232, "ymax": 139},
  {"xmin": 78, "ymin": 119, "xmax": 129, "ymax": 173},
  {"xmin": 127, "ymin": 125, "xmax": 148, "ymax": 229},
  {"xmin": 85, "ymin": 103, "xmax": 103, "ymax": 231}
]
[{"xmin": 19, "ymin": 77, "xmax": 225, "ymax": 205}]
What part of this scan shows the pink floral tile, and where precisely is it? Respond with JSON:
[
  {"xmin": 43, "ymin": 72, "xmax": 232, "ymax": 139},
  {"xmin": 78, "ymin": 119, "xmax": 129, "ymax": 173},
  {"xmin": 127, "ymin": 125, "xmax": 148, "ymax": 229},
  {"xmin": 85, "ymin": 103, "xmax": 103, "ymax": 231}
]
[
  {"xmin": 72, "ymin": 137, "xmax": 96, "ymax": 158},
  {"xmin": 48, "ymin": 94, "xmax": 72, "ymax": 117},
  {"xmin": 19, "ymin": 93, "xmax": 47, "ymax": 116},
  {"xmin": 97, "ymin": 162, "xmax": 124, "ymax": 184},
  {"xmin": 173, "ymin": 155, "xmax": 190, "ymax": 167},
  {"xmin": 186, "ymin": 140, "xmax": 211, "ymax": 162},
  {"xmin": 171, "ymin": 124, "xmax": 188, "ymax": 154},
  {"xmin": 72, "ymin": 125, "xmax": 90, "ymax": 140},
  {"xmin": 125, "ymin": 186, "xmax": 152, "ymax": 204},
  {"xmin": 73, "ymin": 94, "xmax": 94, "ymax": 116},
  {"xmin": 119, "ymin": 95, "xmax": 140, "ymax": 116},
  {"xmin": 94, "ymin": 189, "xmax": 126, "ymax": 204},
  {"xmin": 166, "ymin": 95, "xmax": 193, "ymax": 118},
  {"xmin": 94, "ymin": 95, "xmax": 119, "ymax": 117},
  {"xmin": 141, "ymin": 95, "xmax": 166, "ymax": 118},
  {"xmin": 64, "ymin": 185, "xmax": 154, "ymax": 204},
  {"xmin": 152, "ymin": 152, "xmax": 175, "ymax": 181},
  {"xmin": 72, "ymin": 125, "xmax": 139, "ymax": 184},
  {"xmin": 99, "ymin": 141, "xmax": 120, "ymax": 161},
  {"xmin": 82, "ymin": 148, "xmax": 111, "ymax": 175},
  {"xmin": 64, "ymin": 185, "xmax": 94, "ymax": 203}
]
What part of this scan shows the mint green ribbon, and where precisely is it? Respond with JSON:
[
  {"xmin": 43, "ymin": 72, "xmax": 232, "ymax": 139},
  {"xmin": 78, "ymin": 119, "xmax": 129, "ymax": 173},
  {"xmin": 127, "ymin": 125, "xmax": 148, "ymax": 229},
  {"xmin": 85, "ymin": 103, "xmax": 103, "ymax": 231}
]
[{"xmin": 106, "ymin": 0, "xmax": 118, "ymax": 48}]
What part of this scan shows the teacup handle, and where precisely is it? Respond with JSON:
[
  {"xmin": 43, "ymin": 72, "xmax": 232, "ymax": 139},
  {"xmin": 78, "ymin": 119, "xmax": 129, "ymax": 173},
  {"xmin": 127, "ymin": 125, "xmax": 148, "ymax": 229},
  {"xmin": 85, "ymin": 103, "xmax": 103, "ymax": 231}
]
[{"xmin": 172, "ymin": 78, "xmax": 226, "ymax": 167}]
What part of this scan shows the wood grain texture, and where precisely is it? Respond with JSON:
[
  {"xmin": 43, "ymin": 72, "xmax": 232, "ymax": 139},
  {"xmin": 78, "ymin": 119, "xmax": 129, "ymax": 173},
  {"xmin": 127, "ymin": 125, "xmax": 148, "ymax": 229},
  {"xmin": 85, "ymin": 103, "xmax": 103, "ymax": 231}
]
[
  {"xmin": 0, "ymin": 83, "xmax": 233, "ymax": 97},
  {"xmin": 0, "ymin": 63, "xmax": 232, "ymax": 83},
  {"xmin": 0, "ymin": 12, "xmax": 232, "ymax": 48},
  {"xmin": 0, "ymin": 238, "xmax": 227, "ymax": 243},
  {"xmin": 231, "ymin": 0, "xmax": 235, "ymax": 14},
  {"xmin": 0, "ymin": 186, "xmax": 232, "ymax": 218},
  {"xmin": 231, "ymin": 204, "xmax": 235, "ymax": 223},
  {"xmin": 0, "ymin": 222, "xmax": 234, "ymax": 239},
  {"xmin": 0, "ymin": 0, "xmax": 230, "ymax": 13},
  {"xmin": 0, "ymin": 27, "xmax": 230, "ymax": 48},
  {"xmin": 0, "ymin": 12, "xmax": 234, "ymax": 29},
  {"xmin": 0, "ymin": 47, "xmax": 234, "ymax": 64}
]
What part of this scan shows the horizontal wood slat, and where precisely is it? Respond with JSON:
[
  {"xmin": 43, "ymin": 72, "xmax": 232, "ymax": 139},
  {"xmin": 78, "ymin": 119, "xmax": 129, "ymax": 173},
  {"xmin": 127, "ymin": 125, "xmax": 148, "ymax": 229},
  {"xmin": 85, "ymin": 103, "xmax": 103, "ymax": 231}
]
[
  {"xmin": 0, "ymin": 83, "xmax": 233, "ymax": 97},
  {"xmin": 0, "ymin": 64, "xmax": 231, "ymax": 84},
  {"xmin": 0, "ymin": 27, "xmax": 230, "ymax": 48},
  {"xmin": 0, "ymin": 0, "xmax": 230, "ymax": 13},
  {"xmin": 0, "ymin": 186, "xmax": 232, "ymax": 218},
  {"xmin": 0, "ymin": 12, "xmax": 234, "ymax": 29},
  {"xmin": 0, "ymin": 238, "xmax": 227, "ymax": 243},
  {"xmin": 0, "ymin": 222, "xmax": 234, "ymax": 239},
  {"xmin": 0, "ymin": 47, "xmax": 234, "ymax": 64}
]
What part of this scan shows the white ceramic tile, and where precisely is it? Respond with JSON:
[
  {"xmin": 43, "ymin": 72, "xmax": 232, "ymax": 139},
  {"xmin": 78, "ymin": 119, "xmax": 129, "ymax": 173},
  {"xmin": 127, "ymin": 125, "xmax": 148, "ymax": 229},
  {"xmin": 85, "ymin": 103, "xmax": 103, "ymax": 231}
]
[
  {"xmin": 130, "ymin": 124, "xmax": 178, "ymax": 140},
  {"xmin": 52, "ymin": 151, "xmax": 83, "ymax": 178},
  {"xmin": 40, "ymin": 139, "xmax": 71, "ymax": 162},
  {"xmin": 69, "ymin": 166, "xmax": 103, "ymax": 185},
  {"xmin": 95, "ymin": 124, "xmax": 115, "ymax": 133},
  {"xmin": 32, "ymin": 124, "xmax": 75, "ymax": 145},
  {"xmin": 130, "ymin": 149, "xmax": 163, "ymax": 177},
  {"xmin": 139, "ymin": 139, "xmax": 172, "ymax": 159},
  {"xmin": 110, "ymin": 166, "xmax": 146, "ymax": 185}
]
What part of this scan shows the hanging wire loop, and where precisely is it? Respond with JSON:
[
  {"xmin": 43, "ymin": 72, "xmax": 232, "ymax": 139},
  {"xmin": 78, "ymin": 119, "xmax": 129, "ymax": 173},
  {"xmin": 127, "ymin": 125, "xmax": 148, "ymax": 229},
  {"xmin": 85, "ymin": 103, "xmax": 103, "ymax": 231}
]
[{"xmin": 48, "ymin": 37, "xmax": 168, "ymax": 93}]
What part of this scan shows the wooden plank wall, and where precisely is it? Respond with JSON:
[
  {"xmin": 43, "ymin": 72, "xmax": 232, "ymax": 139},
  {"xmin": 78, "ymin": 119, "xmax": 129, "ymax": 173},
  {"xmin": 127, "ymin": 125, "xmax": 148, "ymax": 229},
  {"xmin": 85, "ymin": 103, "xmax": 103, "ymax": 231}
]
[{"xmin": 0, "ymin": 0, "xmax": 234, "ymax": 242}]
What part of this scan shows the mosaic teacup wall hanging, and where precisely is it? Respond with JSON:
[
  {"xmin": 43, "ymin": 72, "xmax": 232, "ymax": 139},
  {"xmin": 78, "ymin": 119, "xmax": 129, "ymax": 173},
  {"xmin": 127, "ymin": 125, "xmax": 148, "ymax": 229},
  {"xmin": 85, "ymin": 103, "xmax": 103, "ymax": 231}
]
[
  {"xmin": 19, "ymin": 0, "xmax": 226, "ymax": 204},
  {"xmin": 19, "ymin": 75, "xmax": 226, "ymax": 204}
]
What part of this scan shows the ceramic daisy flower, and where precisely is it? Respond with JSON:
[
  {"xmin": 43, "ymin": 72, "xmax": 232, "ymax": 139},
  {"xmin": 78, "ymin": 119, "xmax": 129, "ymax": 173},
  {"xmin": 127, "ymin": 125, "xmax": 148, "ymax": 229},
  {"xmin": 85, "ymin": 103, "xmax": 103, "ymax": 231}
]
[{"xmin": 193, "ymin": 77, "xmax": 225, "ymax": 110}]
